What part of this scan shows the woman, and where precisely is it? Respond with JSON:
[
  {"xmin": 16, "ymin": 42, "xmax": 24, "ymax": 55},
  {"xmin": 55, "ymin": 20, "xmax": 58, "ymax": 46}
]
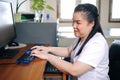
[{"xmin": 31, "ymin": 3, "xmax": 110, "ymax": 80}]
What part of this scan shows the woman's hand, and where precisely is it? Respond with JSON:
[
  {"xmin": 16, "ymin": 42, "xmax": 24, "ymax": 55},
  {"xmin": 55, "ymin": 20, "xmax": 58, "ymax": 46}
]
[
  {"xmin": 31, "ymin": 46, "xmax": 51, "ymax": 53},
  {"xmin": 30, "ymin": 49, "xmax": 48, "ymax": 60}
]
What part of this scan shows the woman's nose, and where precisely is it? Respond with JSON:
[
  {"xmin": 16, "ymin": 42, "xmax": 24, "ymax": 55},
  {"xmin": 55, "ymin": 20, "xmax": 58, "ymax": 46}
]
[{"xmin": 72, "ymin": 23, "xmax": 77, "ymax": 28}]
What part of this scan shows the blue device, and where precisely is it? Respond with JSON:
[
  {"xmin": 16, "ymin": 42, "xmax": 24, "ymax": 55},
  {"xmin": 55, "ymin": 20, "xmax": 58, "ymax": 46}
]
[{"xmin": 16, "ymin": 49, "xmax": 35, "ymax": 64}]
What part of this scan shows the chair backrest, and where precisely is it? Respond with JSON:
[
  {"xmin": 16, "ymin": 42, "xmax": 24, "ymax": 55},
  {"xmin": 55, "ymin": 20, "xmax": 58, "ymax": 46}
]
[{"xmin": 109, "ymin": 40, "xmax": 120, "ymax": 80}]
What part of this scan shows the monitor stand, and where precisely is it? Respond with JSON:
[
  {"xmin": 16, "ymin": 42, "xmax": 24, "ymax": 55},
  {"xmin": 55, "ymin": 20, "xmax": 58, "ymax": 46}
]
[{"xmin": 0, "ymin": 47, "xmax": 19, "ymax": 59}]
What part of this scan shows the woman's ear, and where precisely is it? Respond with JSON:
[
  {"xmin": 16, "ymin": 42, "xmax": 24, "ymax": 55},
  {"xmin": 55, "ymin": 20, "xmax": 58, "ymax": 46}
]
[{"xmin": 89, "ymin": 21, "xmax": 95, "ymax": 28}]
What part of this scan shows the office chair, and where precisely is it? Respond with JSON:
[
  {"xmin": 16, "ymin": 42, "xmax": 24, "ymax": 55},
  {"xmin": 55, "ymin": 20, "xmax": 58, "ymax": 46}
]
[{"xmin": 109, "ymin": 40, "xmax": 120, "ymax": 80}]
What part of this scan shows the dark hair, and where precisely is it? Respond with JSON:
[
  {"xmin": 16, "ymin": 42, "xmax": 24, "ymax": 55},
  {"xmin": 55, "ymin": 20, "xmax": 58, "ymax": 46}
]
[{"xmin": 73, "ymin": 3, "xmax": 104, "ymax": 56}]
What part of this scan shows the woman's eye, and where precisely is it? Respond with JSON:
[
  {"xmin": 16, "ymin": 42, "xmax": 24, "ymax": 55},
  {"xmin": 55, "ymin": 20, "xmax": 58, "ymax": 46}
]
[
  {"xmin": 77, "ymin": 22, "xmax": 81, "ymax": 24},
  {"xmin": 72, "ymin": 20, "xmax": 81, "ymax": 24}
]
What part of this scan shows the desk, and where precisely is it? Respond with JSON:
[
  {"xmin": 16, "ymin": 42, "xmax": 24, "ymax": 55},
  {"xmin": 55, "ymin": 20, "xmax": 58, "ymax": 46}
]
[
  {"xmin": 0, "ymin": 45, "xmax": 46, "ymax": 80},
  {"xmin": 44, "ymin": 73, "xmax": 67, "ymax": 80}
]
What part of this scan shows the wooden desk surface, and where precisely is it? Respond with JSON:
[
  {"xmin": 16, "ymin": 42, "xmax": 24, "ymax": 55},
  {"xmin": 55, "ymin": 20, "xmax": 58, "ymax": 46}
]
[{"xmin": 0, "ymin": 44, "xmax": 46, "ymax": 80}]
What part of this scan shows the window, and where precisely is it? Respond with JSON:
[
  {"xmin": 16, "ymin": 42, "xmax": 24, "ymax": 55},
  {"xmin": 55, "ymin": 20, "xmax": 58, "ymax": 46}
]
[
  {"xmin": 109, "ymin": 0, "xmax": 120, "ymax": 22},
  {"xmin": 110, "ymin": 28, "xmax": 120, "ymax": 36},
  {"xmin": 58, "ymin": 0, "xmax": 100, "ymax": 23},
  {"xmin": 60, "ymin": 0, "xmax": 75, "ymax": 20}
]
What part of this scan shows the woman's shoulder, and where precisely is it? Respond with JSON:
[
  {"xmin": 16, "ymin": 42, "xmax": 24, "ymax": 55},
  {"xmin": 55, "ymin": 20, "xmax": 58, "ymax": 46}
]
[
  {"xmin": 88, "ymin": 33, "xmax": 108, "ymax": 46},
  {"xmin": 92, "ymin": 33, "xmax": 105, "ymax": 41}
]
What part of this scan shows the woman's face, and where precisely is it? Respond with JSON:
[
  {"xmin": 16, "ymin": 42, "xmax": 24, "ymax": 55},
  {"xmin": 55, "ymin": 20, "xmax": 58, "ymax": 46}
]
[{"xmin": 72, "ymin": 12, "xmax": 94, "ymax": 41}]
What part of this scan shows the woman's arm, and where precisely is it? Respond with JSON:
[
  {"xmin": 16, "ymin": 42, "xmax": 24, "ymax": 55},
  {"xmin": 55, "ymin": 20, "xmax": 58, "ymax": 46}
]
[
  {"xmin": 31, "ymin": 46, "xmax": 71, "ymax": 57},
  {"xmin": 31, "ymin": 50, "xmax": 93, "ymax": 77},
  {"xmin": 48, "ymin": 47, "xmax": 71, "ymax": 57}
]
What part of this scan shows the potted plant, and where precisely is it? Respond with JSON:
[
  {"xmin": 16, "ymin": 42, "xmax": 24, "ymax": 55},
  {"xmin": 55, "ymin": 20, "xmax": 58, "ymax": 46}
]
[
  {"xmin": 30, "ymin": 0, "xmax": 54, "ymax": 22},
  {"xmin": 14, "ymin": 0, "xmax": 27, "ymax": 22}
]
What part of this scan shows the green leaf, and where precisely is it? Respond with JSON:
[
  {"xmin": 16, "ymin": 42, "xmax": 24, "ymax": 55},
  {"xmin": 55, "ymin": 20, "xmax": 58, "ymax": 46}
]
[
  {"xmin": 46, "ymin": 5, "xmax": 54, "ymax": 11},
  {"xmin": 30, "ymin": 0, "xmax": 54, "ymax": 11}
]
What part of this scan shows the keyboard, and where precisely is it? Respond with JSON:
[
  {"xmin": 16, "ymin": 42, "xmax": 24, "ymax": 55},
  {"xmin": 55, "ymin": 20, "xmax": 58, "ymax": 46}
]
[
  {"xmin": 44, "ymin": 58, "xmax": 70, "ymax": 74},
  {"xmin": 16, "ymin": 43, "xmax": 46, "ymax": 64},
  {"xmin": 44, "ymin": 62, "xmax": 62, "ymax": 74},
  {"xmin": 16, "ymin": 49, "xmax": 35, "ymax": 64}
]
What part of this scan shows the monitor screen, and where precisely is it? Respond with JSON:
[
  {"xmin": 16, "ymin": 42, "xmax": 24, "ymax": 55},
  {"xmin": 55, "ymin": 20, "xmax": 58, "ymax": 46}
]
[
  {"xmin": 0, "ymin": 1, "xmax": 16, "ymax": 48},
  {"xmin": 0, "ymin": 1, "xmax": 18, "ymax": 58}
]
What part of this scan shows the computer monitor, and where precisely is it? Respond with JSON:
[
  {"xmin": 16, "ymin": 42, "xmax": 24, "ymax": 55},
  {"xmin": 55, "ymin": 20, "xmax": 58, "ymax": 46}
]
[{"xmin": 0, "ymin": 1, "xmax": 18, "ymax": 58}]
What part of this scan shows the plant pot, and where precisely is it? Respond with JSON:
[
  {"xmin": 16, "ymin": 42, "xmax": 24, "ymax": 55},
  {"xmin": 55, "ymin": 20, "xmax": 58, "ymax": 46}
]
[
  {"xmin": 34, "ymin": 10, "xmax": 44, "ymax": 22},
  {"xmin": 14, "ymin": 13, "xmax": 21, "ymax": 22}
]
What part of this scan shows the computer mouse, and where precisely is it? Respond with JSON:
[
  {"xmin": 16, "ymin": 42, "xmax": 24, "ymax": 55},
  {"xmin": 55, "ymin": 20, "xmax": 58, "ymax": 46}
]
[{"xmin": 8, "ymin": 42, "xmax": 19, "ymax": 46}]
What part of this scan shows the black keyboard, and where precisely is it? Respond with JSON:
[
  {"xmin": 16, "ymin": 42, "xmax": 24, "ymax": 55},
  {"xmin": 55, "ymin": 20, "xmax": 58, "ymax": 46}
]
[
  {"xmin": 44, "ymin": 62, "xmax": 62, "ymax": 74},
  {"xmin": 16, "ymin": 49, "xmax": 35, "ymax": 64}
]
